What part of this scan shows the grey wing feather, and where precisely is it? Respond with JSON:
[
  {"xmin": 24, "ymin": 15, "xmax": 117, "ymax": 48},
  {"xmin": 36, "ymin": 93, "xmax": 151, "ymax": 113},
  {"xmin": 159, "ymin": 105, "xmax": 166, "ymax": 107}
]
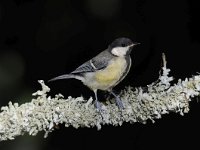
[
  {"xmin": 71, "ymin": 50, "xmax": 112, "ymax": 74},
  {"xmin": 71, "ymin": 61, "xmax": 95, "ymax": 74}
]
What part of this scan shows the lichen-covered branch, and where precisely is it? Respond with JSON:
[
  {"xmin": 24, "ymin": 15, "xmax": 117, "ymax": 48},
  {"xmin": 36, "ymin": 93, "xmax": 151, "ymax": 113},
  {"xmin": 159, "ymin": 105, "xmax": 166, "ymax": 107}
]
[{"xmin": 0, "ymin": 54, "xmax": 200, "ymax": 141}]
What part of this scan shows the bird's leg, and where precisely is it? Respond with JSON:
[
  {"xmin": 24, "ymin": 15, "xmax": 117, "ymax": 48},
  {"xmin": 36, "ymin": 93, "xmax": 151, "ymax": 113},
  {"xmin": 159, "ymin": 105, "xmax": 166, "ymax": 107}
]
[
  {"xmin": 94, "ymin": 90, "xmax": 103, "ymax": 112},
  {"xmin": 110, "ymin": 91, "xmax": 124, "ymax": 109}
]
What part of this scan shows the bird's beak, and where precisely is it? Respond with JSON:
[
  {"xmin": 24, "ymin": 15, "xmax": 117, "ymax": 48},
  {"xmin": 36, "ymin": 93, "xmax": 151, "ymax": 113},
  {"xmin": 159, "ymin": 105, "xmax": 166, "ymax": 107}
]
[
  {"xmin": 133, "ymin": 42, "xmax": 140, "ymax": 45},
  {"xmin": 129, "ymin": 42, "xmax": 140, "ymax": 47}
]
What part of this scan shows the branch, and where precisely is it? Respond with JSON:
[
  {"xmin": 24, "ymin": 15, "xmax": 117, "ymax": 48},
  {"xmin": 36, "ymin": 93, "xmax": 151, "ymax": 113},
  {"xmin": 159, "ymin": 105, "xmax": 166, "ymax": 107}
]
[{"xmin": 0, "ymin": 53, "xmax": 200, "ymax": 141}]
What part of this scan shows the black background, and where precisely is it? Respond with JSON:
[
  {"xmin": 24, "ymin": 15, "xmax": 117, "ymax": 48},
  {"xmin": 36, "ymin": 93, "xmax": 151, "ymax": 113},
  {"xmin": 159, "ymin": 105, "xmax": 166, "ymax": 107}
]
[{"xmin": 0, "ymin": 0, "xmax": 200, "ymax": 149}]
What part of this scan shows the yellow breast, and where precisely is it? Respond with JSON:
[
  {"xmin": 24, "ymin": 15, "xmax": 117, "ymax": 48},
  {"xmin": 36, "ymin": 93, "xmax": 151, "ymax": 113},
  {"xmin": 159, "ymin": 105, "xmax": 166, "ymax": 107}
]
[{"xmin": 94, "ymin": 57, "xmax": 126, "ymax": 89}]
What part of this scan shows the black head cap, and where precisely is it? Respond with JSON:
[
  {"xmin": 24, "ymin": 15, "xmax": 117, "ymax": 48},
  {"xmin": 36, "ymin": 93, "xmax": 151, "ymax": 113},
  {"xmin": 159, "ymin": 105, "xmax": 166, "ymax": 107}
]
[{"xmin": 109, "ymin": 37, "xmax": 133, "ymax": 49}]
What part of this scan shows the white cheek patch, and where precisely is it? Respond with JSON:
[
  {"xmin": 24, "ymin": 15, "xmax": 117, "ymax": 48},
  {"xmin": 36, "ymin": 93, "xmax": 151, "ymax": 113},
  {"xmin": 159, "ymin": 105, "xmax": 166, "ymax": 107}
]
[{"xmin": 111, "ymin": 46, "xmax": 129, "ymax": 56}]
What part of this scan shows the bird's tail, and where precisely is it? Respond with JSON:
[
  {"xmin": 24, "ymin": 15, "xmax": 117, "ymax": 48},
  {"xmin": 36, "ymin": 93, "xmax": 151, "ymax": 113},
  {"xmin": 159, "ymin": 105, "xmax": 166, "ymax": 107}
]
[{"xmin": 48, "ymin": 74, "xmax": 84, "ymax": 82}]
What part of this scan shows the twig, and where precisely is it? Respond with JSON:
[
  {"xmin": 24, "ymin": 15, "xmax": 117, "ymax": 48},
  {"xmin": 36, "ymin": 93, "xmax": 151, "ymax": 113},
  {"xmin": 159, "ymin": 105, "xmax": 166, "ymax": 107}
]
[{"xmin": 0, "ymin": 54, "xmax": 200, "ymax": 141}]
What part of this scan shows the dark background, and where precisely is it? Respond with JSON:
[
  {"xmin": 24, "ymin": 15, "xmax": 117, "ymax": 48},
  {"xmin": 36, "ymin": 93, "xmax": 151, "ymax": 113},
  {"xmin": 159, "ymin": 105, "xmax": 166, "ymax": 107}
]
[{"xmin": 0, "ymin": 0, "xmax": 200, "ymax": 149}]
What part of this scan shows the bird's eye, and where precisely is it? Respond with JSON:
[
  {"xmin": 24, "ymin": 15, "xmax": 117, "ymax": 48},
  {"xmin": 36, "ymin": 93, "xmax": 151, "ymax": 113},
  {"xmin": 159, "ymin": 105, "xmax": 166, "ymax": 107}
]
[{"xmin": 121, "ymin": 44, "xmax": 126, "ymax": 47}]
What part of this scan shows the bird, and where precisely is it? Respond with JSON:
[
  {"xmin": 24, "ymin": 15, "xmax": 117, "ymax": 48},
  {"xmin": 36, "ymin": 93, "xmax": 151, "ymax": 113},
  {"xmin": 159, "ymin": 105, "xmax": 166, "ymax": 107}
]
[{"xmin": 49, "ymin": 37, "xmax": 139, "ymax": 111}]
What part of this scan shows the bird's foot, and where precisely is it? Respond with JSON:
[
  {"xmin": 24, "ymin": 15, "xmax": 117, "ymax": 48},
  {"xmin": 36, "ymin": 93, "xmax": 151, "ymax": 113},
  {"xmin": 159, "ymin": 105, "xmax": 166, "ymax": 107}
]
[
  {"xmin": 94, "ymin": 100, "xmax": 103, "ymax": 112},
  {"xmin": 115, "ymin": 96, "xmax": 124, "ymax": 110},
  {"xmin": 110, "ymin": 91, "xmax": 124, "ymax": 109}
]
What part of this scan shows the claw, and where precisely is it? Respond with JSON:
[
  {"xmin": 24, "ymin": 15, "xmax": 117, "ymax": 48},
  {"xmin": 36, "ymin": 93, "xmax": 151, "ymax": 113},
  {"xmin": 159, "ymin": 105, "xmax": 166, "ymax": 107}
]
[
  {"xmin": 94, "ymin": 100, "xmax": 103, "ymax": 112},
  {"xmin": 93, "ymin": 90, "xmax": 104, "ymax": 113},
  {"xmin": 110, "ymin": 91, "xmax": 124, "ymax": 109},
  {"xmin": 115, "ymin": 96, "xmax": 124, "ymax": 109}
]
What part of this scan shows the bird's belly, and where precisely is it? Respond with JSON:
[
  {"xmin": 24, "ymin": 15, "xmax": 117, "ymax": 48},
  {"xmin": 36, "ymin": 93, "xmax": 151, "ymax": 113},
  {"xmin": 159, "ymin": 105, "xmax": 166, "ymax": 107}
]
[{"xmin": 86, "ymin": 57, "xmax": 127, "ymax": 90}]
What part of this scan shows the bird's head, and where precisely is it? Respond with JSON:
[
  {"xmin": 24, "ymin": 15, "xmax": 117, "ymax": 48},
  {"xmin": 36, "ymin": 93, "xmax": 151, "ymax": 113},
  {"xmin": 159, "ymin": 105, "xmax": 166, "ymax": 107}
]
[{"xmin": 109, "ymin": 37, "xmax": 139, "ymax": 57}]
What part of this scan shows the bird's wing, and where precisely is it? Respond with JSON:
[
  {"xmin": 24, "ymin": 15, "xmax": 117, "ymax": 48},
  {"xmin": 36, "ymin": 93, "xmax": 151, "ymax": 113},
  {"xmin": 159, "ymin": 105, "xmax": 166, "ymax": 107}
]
[
  {"xmin": 71, "ymin": 60, "xmax": 96, "ymax": 74},
  {"xmin": 71, "ymin": 50, "xmax": 111, "ymax": 74}
]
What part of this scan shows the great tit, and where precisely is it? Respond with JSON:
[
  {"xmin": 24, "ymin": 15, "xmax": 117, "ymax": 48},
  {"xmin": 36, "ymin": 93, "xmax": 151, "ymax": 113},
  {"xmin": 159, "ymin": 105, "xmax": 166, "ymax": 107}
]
[{"xmin": 49, "ymin": 37, "xmax": 139, "ymax": 111}]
